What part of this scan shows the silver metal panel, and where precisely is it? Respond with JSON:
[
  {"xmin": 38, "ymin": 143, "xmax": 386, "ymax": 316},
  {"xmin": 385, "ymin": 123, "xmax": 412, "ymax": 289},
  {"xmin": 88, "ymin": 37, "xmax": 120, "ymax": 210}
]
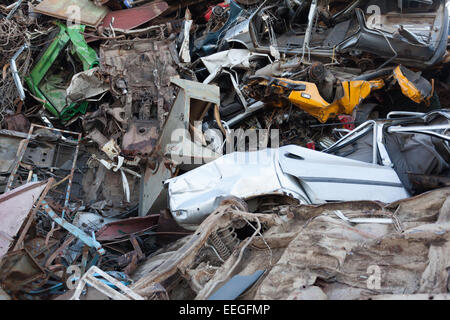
[{"xmin": 279, "ymin": 145, "xmax": 409, "ymax": 203}]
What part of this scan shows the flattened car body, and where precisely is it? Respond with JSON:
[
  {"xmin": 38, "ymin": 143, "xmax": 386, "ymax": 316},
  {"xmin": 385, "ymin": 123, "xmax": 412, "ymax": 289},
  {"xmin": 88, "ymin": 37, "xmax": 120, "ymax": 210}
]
[
  {"xmin": 166, "ymin": 145, "xmax": 409, "ymax": 229},
  {"xmin": 229, "ymin": 0, "xmax": 449, "ymax": 69}
]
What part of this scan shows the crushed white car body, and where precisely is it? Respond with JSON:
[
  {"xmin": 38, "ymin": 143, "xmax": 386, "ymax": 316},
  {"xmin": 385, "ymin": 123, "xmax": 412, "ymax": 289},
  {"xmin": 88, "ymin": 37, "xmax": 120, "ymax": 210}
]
[{"xmin": 166, "ymin": 145, "xmax": 409, "ymax": 229}]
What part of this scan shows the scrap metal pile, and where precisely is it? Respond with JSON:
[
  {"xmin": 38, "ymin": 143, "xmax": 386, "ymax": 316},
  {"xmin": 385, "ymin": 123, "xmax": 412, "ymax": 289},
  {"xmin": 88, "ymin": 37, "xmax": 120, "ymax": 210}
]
[{"xmin": 0, "ymin": 0, "xmax": 449, "ymax": 300}]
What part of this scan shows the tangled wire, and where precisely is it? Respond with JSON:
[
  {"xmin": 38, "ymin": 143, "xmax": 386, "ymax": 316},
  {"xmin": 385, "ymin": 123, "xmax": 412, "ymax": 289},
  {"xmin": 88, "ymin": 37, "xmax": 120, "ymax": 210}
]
[
  {"xmin": 0, "ymin": 17, "xmax": 29, "ymax": 64},
  {"xmin": 0, "ymin": 17, "xmax": 32, "ymax": 123}
]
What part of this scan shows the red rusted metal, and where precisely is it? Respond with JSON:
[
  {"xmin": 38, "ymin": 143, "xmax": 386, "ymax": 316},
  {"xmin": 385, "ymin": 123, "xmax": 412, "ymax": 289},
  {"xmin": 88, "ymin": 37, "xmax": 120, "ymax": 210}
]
[
  {"xmin": 99, "ymin": 1, "xmax": 169, "ymax": 31},
  {"xmin": 96, "ymin": 214, "xmax": 160, "ymax": 241},
  {"xmin": 156, "ymin": 209, "xmax": 193, "ymax": 245},
  {"xmin": 121, "ymin": 120, "xmax": 160, "ymax": 157},
  {"xmin": 4, "ymin": 113, "xmax": 30, "ymax": 133}
]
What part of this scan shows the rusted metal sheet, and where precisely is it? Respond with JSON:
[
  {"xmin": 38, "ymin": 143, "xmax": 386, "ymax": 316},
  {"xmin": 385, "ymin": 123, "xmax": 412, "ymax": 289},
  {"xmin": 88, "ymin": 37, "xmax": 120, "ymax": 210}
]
[
  {"xmin": 3, "ymin": 114, "xmax": 30, "ymax": 133},
  {"xmin": 118, "ymin": 235, "xmax": 145, "ymax": 274},
  {"xmin": 0, "ymin": 249, "xmax": 47, "ymax": 294},
  {"xmin": 34, "ymin": 0, "xmax": 109, "ymax": 28},
  {"xmin": 96, "ymin": 214, "xmax": 160, "ymax": 241},
  {"xmin": 121, "ymin": 120, "xmax": 160, "ymax": 157},
  {"xmin": 0, "ymin": 181, "xmax": 49, "ymax": 259},
  {"xmin": 99, "ymin": 1, "xmax": 169, "ymax": 31},
  {"xmin": 156, "ymin": 209, "xmax": 192, "ymax": 245},
  {"xmin": 24, "ymin": 237, "xmax": 59, "ymax": 264}
]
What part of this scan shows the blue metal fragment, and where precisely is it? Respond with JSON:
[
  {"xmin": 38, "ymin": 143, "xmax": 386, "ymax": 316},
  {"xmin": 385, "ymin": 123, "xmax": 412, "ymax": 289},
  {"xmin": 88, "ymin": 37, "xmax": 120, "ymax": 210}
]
[{"xmin": 41, "ymin": 200, "xmax": 105, "ymax": 255}]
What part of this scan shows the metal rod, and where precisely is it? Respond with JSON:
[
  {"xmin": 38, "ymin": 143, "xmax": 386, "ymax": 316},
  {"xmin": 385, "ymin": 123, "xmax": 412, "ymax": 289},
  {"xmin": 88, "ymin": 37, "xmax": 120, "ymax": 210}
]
[
  {"xmin": 301, "ymin": 0, "xmax": 318, "ymax": 61},
  {"xmin": 10, "ymin": 43, "xmax": 28, "ymax": 101},
  {"xmin": 6, "ymin": 0, "xmax": 23, "ymax": 19},
  {"xmin": 61, "ymin": 132, "xmax": 81, "ymax": 219},
  {"xmin": 387, "ymin": 124, "xmax": 450, "ymax": 132}
]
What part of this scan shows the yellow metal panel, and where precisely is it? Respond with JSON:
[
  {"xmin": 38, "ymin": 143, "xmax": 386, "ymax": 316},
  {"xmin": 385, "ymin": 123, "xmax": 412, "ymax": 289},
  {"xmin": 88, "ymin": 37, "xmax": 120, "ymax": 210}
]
[
  {"xmin": 288, "ymin": 79, "xmax": 384, "ymax": 123},
  {"xmin": 393, "ymin": 66, "xmax": 423, "ymax": 104}
]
